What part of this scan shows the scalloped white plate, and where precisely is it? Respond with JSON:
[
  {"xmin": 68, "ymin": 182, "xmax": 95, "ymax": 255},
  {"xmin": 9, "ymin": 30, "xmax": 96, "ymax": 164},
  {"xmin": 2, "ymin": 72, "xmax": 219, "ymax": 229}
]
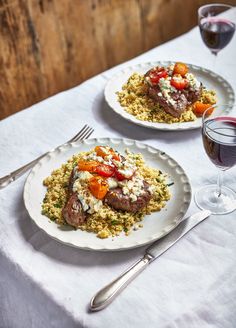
[
  {"xmin": 105, "ymin": 61, "xmax": 235, "ymax": 131},
  {"xmin": 24, "ymin": 138, "xmax": 192, "ymax": 251}
]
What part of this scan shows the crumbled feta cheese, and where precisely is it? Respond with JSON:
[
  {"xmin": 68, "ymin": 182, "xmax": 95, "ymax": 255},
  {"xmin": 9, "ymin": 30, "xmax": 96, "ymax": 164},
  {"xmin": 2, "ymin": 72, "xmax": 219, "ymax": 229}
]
[
  {"xmin": 118, "ymin": 175, "xmax": 147, "ymax": 202},
  {"xmin": 185, "ymin": 73, "xmax": 201, "ymax": 89},
  {"xmin": 122, "ymin": 186, "xmax": 129, "ymax": 195},
  {"xmin": 77, "ymin": 195, "xmax": 89, "ymax": 211},
  {"xmin": 113, "ymin": 159, "xmax": 122, "ymax": 168},
  {"xmin": 87, "ymin": 198, "xmax": 103, "ymax": 214},
  {"xmin": 96, "ymin": 156, "xmax": 104, "ymax": 163},
  {"xmin": 77, "ymin": 171, "xmax": 93, "ymax": 181},
  {"xmin": 167, "ymin": 64, "xmax": 174, "ymax": 75},
  {"xmin": 117, "ymin": 167, "xmax": 134, "ymax": 178},
  {"xmin": 107, "ymin": 177, "xmax": 118, "ymax": 189},
  {"xmin": 158, "ymin": 77, "xmax": 177, "ymax": 101},
  {"xmin": 130, "ymin": 194, "xmax": 137, "ymax": 202},
  {"xmin": 72, "ymin": 171, "xmax": 93, "ymax": 192},
  {"xmin": 100, "ymin": 146, "xmax": 110, "ymax": 155},
  {"xmin": 72, "ymin": 176, "xmax": 103, "ymax": 214}
]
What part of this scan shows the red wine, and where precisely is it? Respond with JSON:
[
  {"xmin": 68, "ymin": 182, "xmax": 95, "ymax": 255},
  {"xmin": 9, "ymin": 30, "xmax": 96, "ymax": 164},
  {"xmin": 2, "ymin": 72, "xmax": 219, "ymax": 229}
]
[
  {"xmin": 202, "ymin": 117, "xmax": 236, "ymax": 170},
  {"xmin": 199, "ymin": 18, "xmax": 235, "ymax": 53}
]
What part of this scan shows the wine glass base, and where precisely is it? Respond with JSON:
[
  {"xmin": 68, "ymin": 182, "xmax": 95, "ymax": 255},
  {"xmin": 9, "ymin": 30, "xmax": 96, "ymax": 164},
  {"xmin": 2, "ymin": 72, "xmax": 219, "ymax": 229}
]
[{"xmin": 195, "ymin": 184, "xmax": 236, "ymax": 215}]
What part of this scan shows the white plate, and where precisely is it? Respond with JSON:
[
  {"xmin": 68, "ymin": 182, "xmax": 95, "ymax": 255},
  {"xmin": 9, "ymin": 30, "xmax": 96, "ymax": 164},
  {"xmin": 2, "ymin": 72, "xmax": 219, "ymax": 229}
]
[
  {"xmin": 104, "ymin": 61, "xmax": 235, "ymax": 131},
  {"xmin": 24, "ymin": 138, "xmax": 192, "ymax": 251}
]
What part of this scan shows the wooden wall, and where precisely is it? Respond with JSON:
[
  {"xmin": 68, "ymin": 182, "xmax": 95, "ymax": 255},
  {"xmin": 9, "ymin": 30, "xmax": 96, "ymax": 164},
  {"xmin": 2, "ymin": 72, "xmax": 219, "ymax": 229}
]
[{"xmin": 0, "ymin": 0, "xmax": 235, "ymax": 119}]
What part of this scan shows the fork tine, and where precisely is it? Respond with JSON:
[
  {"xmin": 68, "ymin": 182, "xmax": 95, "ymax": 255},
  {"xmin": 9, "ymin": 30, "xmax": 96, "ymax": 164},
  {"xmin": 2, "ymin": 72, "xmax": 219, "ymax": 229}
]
[
  {"xmin": 69, "ymin": 125, "xmax": 88, "ymax": 143},
  {"xmin": 80, "ymin": 128, "xmax": 94, "ymax": 140},
  {"xmin": 74, "ymin": 125, "xmax": 91, "ymax": 141},
  {"xmin": 76, "ymin": 127, "xmax": 94, "ymax": 142}
]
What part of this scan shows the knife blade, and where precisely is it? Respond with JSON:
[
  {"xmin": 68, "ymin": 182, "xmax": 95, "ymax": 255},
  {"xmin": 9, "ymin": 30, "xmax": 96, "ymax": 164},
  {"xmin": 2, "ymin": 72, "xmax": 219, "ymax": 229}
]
[{"xmin": 90, "ymin": 210, "xmax": 211, "ymax": 311}]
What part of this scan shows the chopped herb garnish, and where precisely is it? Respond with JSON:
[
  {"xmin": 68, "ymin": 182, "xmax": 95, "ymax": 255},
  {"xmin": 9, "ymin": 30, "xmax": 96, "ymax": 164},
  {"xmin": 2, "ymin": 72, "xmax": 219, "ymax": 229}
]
[
  {"xmin": 111, "ymin": 220, "xmax": 119, "ymax": 225},
  {"xmin": 54, "ymin": 201, "xmax": 63, "ymax": 208},
  {"xmin": 167, "ymin": 182, "xmax": 174, "ymax": 187}
]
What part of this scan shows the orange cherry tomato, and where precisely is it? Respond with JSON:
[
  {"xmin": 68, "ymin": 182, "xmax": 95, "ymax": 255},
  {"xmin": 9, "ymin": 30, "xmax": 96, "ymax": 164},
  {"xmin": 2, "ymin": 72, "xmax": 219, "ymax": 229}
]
[
  {"xmin": 173, "ymin": 62, "xmax": 188, "ymax": 77},
  {"xmin": 95, "ymin": 146, "xmax": 121, "ymax": 161},
  {"xmin": 193, "ymin": 102, "xmax": 215, "ymax": 117},
  {"xmin": 170, "ymin": 77, "xmax": 188, "ymax": 90},
  {"xmin": 111, "ymin": 151, "xmax": 121, "ymax": 161},
  {"xmin": 89, "ymin": 176, "xmax": 108, "ymax": 200},
  {"xmin": 78, "ymin": 160, "xmax": 99, "ymax": 172},
  {"xmin": 95, "ymin": 146, "xmax": 108, "ymax": 158}
]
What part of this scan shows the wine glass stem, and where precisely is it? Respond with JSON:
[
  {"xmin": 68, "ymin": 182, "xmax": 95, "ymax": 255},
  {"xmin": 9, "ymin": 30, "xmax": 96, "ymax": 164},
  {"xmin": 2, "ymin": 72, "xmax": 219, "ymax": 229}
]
[
  {"xmin": 217, "ymin": 169, "xmax": 223, "ymax": 197},
  {"xmin": 211, "ymin": 52, "xmax": 218, "ymax": 71}
]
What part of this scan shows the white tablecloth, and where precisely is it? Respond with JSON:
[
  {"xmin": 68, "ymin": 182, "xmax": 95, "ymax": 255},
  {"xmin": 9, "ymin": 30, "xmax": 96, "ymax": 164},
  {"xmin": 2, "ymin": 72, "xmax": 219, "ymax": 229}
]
[{"xmin": 1, "ymin": 11, "xmax": 236, "ymax": 328}]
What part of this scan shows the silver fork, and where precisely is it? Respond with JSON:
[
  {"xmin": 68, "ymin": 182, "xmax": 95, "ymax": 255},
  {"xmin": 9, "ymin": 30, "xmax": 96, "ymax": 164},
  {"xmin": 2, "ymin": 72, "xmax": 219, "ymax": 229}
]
[{"xmin": 0, "ymin": 124, "xmax": 94, "ymax": 190}]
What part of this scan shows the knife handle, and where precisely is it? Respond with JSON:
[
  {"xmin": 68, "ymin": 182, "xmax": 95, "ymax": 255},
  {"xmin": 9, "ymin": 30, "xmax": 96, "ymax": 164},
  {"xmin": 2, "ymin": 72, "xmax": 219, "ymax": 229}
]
[{"xmin": 90, "ymin": 253, "xmax": 153, "ymax": 311}]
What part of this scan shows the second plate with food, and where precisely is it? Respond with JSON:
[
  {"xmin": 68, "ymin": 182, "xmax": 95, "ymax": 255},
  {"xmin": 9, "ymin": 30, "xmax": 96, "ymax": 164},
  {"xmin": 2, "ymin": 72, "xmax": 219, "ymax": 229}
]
[
  {"xmin": 24, "ymin": 138, "xmax": 191, "ymax": 251},
  {"xmin": 104, "ymin": 61, "xmax": 235, "ymax": 131}
]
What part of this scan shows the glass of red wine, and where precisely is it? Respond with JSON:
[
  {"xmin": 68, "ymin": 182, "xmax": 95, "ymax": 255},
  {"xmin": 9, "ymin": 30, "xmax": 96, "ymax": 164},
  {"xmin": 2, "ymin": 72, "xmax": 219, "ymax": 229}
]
[
  {"xmin": 198, "ymin": 4, "xmax": 235, "ymax": 56},
  {"xmin": 195, "ymin": 105, "xmax": 236, "ymax": 214}
]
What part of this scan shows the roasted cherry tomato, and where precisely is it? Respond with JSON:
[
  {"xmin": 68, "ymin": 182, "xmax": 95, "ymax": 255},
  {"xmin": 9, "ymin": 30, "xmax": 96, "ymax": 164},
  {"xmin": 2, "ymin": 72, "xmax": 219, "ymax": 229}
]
[
  {"xmin": 95, "ymin": 163, "xmax": 115, "ymax": 178},
  {"xmin": 95, "ymin": 146, "xmax": 120, "ymax": 161},
  {"xmin": 114, "ymin": 167, "xmax": 134, "ymax": 181},
  {"xmin": 193, "ymin": 102, "xmax": 215, "ymax": 117},
  {"xmin": 89, "ymin": 176, "xmax": 108, "ymax": 199},
  {"xmin": 114, "ymin": 170, "xmax": 126, "ymax": 181},
  {"xmin": 173, "ymin": 62, "xmax": 188, "ymax": 77},
  {"xmin": 95, "ymin": 146, "xmax": 109, "ymax": 158},
  {"xmin": 149, "ymin": 67, "xmax": 168, "ymax": 84},
  {"xmin": 78, "ymin": 160, "xmax": 99, "ymax": 172},
  {"xmin": 111, "ymin": 151, "xmax": 121, "ymax": 161},
  {"xmin": 170, "ymin": 76, "xmax": 188, "ymax": 90}
]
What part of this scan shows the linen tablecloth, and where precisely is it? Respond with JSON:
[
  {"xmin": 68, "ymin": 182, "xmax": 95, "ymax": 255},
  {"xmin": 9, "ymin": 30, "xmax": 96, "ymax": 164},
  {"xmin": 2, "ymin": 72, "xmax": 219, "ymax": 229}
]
[{"xmin": 1, "ymin": 10, "xmax": 236, "ymax": 328}]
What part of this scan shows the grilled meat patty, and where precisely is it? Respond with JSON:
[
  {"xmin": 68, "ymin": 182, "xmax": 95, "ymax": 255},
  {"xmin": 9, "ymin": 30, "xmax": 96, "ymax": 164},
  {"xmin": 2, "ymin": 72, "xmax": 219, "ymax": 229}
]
[
  {"xmin": 105, "ymin": 181, "xmax": 151, "ymax": 213},
  {"xmin": 62, "ymin": 193, "xmax": 86, "ymax": 228},
  {"xmin": 148, "ymin": 86, "xmax": 188, "ymax": 117},
  {"xmin": 62, "ymin": 167, "xmax": 87, "ymax": 227},
  {"xmin": 145, "ymin": 68, "xmax": 202, "ymax": 118}
]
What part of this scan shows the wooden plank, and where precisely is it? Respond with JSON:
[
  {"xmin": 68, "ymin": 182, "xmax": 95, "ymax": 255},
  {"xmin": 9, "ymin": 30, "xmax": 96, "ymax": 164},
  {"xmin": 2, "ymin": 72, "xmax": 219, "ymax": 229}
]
[{"xmin": 0, "ymin": 0, "xmax": 235, "ymax": 119}]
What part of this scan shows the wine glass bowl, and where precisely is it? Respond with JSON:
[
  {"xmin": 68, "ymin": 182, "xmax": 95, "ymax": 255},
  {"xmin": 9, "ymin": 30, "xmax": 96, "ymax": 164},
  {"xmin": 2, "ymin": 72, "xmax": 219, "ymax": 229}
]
[
  {"xmin": 202, "ymin": 113, "xmax": 236, "ymax": 170},
  {"xmin": 195, "ymin": 104, "xmax": 236, "ymax": 215},
  {"xmin": 198, "ymin": 4, "xmax": 235, "ymax": 55}
]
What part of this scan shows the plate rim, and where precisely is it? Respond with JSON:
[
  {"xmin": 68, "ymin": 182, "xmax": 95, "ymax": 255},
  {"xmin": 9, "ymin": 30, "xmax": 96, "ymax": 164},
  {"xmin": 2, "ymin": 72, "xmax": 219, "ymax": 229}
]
[
  {"xmin": 104, "ymin": 61, "xmax": 235, "ymax": 131},
  {"xmin": 23, "ymin": 137, "xmax": 192, "ymax": 251}
]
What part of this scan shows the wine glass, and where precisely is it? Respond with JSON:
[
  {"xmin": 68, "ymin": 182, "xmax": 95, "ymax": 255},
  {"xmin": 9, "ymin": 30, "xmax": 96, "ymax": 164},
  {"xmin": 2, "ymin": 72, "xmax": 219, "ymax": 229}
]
[
  {"xmin": 198, "ymin": 4, "xmax": 235, "ymax": 56},
  {"xmin": 195, "ymin": 104, "xmax": 236, "ymax": 215}
]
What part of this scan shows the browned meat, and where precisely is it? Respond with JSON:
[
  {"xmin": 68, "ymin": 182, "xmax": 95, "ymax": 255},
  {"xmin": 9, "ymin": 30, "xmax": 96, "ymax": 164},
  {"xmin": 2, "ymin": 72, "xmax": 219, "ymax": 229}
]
[
  {"xmin": 105, "ymin": 181, "xmax": 151, "ymax": 212},
  {"xmin": 62, "ymin": 193, "xmax": 86, "ymax": 228},
  {"xmin": 182, "ymin": 85, "xmax": 202, "ymax": 104},
  {"xmin": 148, "ymin": 86, "xmax": 188, "ymax": 118},
  {"xmin": 68, "ymin": 166, "xmax": 79, "ymax": 193},
  {"xmin": 145, "ymin": 68, "xmax": 202, "ymax": 118}
]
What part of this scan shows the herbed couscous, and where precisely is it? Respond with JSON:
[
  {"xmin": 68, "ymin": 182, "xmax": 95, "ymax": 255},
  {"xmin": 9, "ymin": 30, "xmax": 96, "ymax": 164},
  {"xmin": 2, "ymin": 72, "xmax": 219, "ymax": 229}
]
[
  {"xmin": 42, "ymin": 146, "xmax": 171, "ymax": 239},
  {"xmin": 117, "ymin": 63, "xmax": 216, "ymax": 123}
]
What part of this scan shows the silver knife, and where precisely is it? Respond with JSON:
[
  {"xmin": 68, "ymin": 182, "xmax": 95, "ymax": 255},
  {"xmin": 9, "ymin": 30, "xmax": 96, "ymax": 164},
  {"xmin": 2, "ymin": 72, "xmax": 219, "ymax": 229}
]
[{"xmin": 90, "ymin": 210, "xmax": 211, "ymax": 311}]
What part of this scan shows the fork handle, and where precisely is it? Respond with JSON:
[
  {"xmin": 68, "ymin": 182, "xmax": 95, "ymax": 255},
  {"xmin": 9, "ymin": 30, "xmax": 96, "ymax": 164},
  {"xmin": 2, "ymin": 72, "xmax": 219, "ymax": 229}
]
[{"xmin": 0, "ymin": 152, "xmax": 48, "ymax": 189}]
